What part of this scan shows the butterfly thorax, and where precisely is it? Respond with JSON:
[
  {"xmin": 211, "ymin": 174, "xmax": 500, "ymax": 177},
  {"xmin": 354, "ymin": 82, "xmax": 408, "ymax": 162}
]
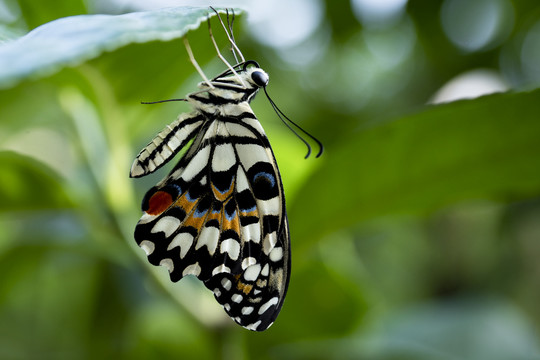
[{"xmin": 185, "ymin": 66, "xmax": 269, "ymax": 117}]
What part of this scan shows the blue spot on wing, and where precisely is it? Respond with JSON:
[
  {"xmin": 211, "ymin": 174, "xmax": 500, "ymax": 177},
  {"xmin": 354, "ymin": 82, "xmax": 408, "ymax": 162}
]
[
  {"xmin": 225, "ymin": 210, "xmax": 237, "ymax": 221},
  {"xmin": 241, "ymin": 205, "xmax": 257, "ymax": 213},
  {"xmin": 253, "ymin": 172, "xmax": 275, "ymax": 187},
  {"xmin": 186, "ymin": 191, "xmax": 197, "ymax": 202},
  {"xmin": 193, "ymin": 208, "xmax": 208, "ymax": 218}
]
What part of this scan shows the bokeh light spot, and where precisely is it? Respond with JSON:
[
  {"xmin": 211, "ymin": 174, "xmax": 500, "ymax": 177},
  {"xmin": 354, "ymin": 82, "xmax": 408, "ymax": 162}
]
[
  {"xmin": 351, "ymin": 0, "xmax": 408, "ymax": 27},
  {"xmin": 247, "ymin": 0, "xmax": 323, "ymax": 48},
  {"xmin": 520, "ymin": 20, "xmax": 540, "ymax": 86},
  {"xmin": 430, "ymin": 69, "xmax": 509, "ymax": 104},
  {"xmin": 440, "ymin": 0, "xmax": 514, "ymax": 52}
]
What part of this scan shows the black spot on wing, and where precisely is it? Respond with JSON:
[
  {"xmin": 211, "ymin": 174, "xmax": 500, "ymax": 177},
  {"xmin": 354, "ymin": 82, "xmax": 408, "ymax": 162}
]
[{"xmin": 247, "ymin": 162, "xmax": 279, "ymax": 201}]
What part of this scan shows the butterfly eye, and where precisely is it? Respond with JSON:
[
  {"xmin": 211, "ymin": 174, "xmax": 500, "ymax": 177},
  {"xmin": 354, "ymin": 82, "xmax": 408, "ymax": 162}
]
[{"xmin": 251, "ymin": 71, "xmax": 269, "ymax": 87}]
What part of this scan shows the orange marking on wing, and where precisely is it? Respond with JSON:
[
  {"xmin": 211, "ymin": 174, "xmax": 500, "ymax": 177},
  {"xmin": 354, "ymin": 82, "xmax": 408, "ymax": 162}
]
[
  {"xmin": 234, "ymin": 274, "xmax": 253, "ymax": 295},
  {"xmin": 223, "ymin": 208, "xmax": 240, "ymax": 233},
  {"xmin": 146, "ymin": 191, "xmax": 173, "ymax": 216},
  {"xmin": 239, "ymin": 208, "xmax": 259, "ymax": 218},
  {"xmin": 211, "ymin": 179, "xmax": 235, "ymax": 202},
  {"xmin": 174, "ymin": 192, "xmax": 197, "ymax": 215},
  {"xmin": 183, "ymin": 208, "xmax": 208, "ymax": 232},
  {"xmin": 206, "ymin": 207, "xmax": 222, "ymax": 224}
]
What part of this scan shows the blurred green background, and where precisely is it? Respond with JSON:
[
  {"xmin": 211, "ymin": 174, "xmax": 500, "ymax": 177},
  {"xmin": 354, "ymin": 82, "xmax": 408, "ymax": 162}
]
[{"xmin": 1, "ymin": 0, "xmax": 540, "ymax": 359}]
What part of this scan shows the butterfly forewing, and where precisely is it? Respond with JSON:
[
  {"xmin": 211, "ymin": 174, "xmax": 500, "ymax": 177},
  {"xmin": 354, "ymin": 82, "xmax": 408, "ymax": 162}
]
[
  {"xmin": 132, "ymin": 75, "xmax": 290, "ymax": 330},
  {"xmin": 131, "ymin": 112, "xmax": 205, "ymax": 178}
]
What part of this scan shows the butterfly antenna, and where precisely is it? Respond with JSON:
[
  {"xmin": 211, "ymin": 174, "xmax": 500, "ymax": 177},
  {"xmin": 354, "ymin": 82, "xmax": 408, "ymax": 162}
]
[
  {"xmin": 207, "ymin": 10, "xmax": 246, "ymax": 87},
  {"xmin": 267, "ymin": 96, "xmax": 312, "ymax": 159},
  {"xmin": 264, "ymin": 87, "xmax": 324, "ymax": 158},
  {"xmin": 141, "ymin": 99, "xmax": 186, "ymax": 104}
]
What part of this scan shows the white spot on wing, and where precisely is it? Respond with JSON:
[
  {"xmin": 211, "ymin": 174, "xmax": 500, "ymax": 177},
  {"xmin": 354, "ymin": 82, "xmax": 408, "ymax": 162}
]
[
  {"xmin": 196, "ymin": 226, "xmax": 219, "ymax": 255},
  {"xmin": 130, "ymin": 163, "xmax": 145, "ymax": 177},
  {"xmin": 269, "ymin": 247, "xmax": 283, "ymax": 262},
  {"xmin": 170, "ymin": 166, "xmax": 185, "ymax": 180},
  {"xmin": 183, "ymin": 262, "xmax": 201, "ymax": 277},
  {"xmin": 181, "ymin": 145, "xmax": 210, "ymax": 182},
  {"xmin": 145, "ymin": 142, "xmax": 157, "ymax": 153},
  {"xmin": 258, "ymin": 297, "xmax": 279, "ymax": 315},
  {"xmin": 222, "ymin": 278, "xmax": 232, "ymax": 291},
  {"xmin": 138, "ymin": 212, "xmax": 157, "ymax": 224},
  {"xmin": 168, "ymin": 232, "xmax": 194, "ymax": 258},
  {"xmin": 245, "ymin": 320, "xmax": 262, "ymax": 331},
  {"xmin": 257, "ymin": 197, "xmax": 280, "ymax": 216},
  {"xmin": 241, "ymin": 306, "xmax": 254, "ymax": 315},
  {"xmin": 220, "ymin": 239, "xmax": 241, "ymax": 260},
  {"xmin": 221, "ymin": 102, "xmax": 252, "ymax": 117},
  {"xmin": 244, "ymin": 264, "xmax": 261, "ymax": 281},
  {"xmin": 236, "ymin": 167, "xmax": 250, "ymax": 192},
  {"xmin": 151, "ymin": 216, "xmax": 180, "ymax": 237},
  {"xmin": 226, "ymin": 122, "xmax": 257, "ymax": 138},
  {"xmin": 235, "ymin": 144, "xmax": 270, "ymax": 170},
  {"xmin": 139, "ymin": 240, "xmax": 155, "ymax": 255},
  {"xmin": 241, "ymin": 117, "xmax": 266, "ymax": 136},
  {"xmin": 160, "ymin": 146, "xmax": 172, "ymax": 160},
  {"xmin": 212, "ymin": 264, "xmax": 230, "ymax": 276},
  {"xmin": 242, "ymin": 257, "xmax": 257, "ymax": 270},
  {"xmin": 241, "ymin": 222, "xmax": 261, "ymax": 243},
  {"xmin": 167, "ymin": 135, "xmax": 181, "ymax": 150},
  {"xmin": 261, "ymin": 263, "xmax": 270, "ymax": 277},
  {"xmin": 160, "ymin": 258, "xmax": 174, "ymax": 273},
  {"xmin": 212, "ymin": 143, "xmax": 236, "ymax": 172},
  {"xmin": 147, "ymin": 159, "xmax": 157, "ymax": 172},
  {"xmin": 263, "ymin": 233, "xmax": 277, "ymax": 255}
]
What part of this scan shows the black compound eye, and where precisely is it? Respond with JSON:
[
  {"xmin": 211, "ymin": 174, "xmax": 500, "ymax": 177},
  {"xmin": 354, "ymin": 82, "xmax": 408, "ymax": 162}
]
[{"xmin": 251, "ymin": 70, "xmax": 269, "ymax": 87}]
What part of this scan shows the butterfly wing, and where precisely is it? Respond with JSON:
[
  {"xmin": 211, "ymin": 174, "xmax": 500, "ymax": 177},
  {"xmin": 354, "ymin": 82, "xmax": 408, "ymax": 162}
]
[
  {"xmin": 133, "ymin": 108, "xmax": 290, "ymax": 331},
  {"xmin": 130, "ymin": 111, "xmax": 205, "ymax": 178}
]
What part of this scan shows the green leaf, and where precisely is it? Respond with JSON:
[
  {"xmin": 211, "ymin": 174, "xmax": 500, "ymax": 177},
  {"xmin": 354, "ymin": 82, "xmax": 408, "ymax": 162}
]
[
  {"xmin": 0, "ymin": 151, "xmax": 72, "ymax": 211},
  {"xmin": 291, "ymin": 89, "xmax": 540, "ymax": 243},
  {"xmin": 272, "ymin": 297, "xmax": 540, "ymax": 360},
  {"xmin": 0, "ymin": 7, "xmax": 235, "ymax": 89}
]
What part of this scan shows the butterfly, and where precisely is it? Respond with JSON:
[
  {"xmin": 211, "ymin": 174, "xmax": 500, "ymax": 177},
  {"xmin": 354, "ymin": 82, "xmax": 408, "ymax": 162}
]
[{"xmin": 130, "ymin": 8, "xmax": 322, "ymax": 331}]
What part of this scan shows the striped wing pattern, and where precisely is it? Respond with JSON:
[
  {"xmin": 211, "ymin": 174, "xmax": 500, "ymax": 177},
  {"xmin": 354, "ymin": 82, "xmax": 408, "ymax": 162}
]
[
  {"xmin": 131, "ymin": 67, "xmax": 290, "ymax": 331},
  {"xmin": 130, "ymin": 112, "xmax": 205, "ymax": 178}
]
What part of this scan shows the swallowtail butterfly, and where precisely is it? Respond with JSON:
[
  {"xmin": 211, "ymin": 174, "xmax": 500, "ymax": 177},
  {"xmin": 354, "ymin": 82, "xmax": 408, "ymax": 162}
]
[{"xmin": 130, "ymin": 8, "xmax": 322, "ymax": 331}]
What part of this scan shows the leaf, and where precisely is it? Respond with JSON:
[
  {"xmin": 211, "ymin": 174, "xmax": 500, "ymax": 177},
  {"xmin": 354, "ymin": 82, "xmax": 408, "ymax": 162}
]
[
  {"xmin": 291, "ymin": 89, "xmax": 540, "ymax": 243},
  {"xmin": 0, "ymin": 151, "xmax": 72, "ymax": 211},
  {"xmin": 0, "ymin": 7, "xmax": 236, "ymax": 89},
  {"xmin": 271, "ymin": 297, "xmax": 540, "ymax": 360}
]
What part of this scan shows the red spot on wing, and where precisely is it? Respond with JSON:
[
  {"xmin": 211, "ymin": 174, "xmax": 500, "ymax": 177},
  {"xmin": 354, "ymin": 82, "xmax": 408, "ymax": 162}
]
[{"xmin": 146, "ymin": 191, "xmax": 173, "ymax": 216}]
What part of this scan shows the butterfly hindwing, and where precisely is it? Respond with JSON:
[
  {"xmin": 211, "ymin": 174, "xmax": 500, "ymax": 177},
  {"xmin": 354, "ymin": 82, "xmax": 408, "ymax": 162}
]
[{"xmin": 133, "ymin": 109, "xmax": 290, "ymax": 331}]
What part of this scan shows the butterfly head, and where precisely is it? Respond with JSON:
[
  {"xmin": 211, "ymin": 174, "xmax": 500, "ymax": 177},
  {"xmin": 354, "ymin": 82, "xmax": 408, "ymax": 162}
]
[
  {"xmin": 209, "ymin": 60, "xmax": 269, "ymax": 91},
  {"xmin": 237, "ymin": 60, "xmax": 269, "ymax": 103},
  {"xmin": 243, "ymin": 61, "xmax": 269, "ymax": 88}
]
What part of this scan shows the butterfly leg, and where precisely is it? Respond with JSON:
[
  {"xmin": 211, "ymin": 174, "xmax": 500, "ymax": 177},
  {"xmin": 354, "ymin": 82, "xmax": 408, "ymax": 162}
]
[
  {"xmin": 210, "ymin": 7, "xmax": 245, "ymax": 63},
  {"xmin": 207, "ymin": 11, "xmax": 247, "ymax": 87},
  {"xmin": 183, "ymin": 37, "xmax": 214, "ymax": 89}
]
